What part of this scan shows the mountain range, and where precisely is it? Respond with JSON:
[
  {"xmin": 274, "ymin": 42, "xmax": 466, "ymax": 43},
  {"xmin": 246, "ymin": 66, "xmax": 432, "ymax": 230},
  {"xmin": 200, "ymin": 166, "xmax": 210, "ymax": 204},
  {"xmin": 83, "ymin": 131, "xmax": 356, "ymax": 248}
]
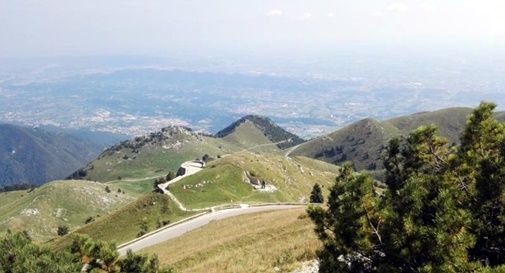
[
  {"xmin": 2, "ymin": 105, "xmax": 504, "ymax": 272},
  {"xmin": 7, "ymin": 107, "xmax": 503, "ymax": 188},
  {"xmin": 0, "ymin": 124, "xmax": 125, "ymax": 188}
]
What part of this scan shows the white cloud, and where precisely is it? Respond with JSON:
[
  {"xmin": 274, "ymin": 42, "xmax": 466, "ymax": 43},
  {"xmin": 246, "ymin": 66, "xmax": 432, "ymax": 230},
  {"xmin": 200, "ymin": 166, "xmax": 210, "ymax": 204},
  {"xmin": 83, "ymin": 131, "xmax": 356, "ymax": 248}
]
[
  {"xmin": 327, "ymin": 12, "xmax": 335, "ymax": 18},
  {"xmin": 386, "ymin": 3, "xmax": 409, "ymax": 13},
  {"xmin": 300, "ymin": 12, "xmax": 312, "ymax": 20},
  {"xmin": 420, "ymin": 3, "xmax": 435, "ymax": 13},
  {"xmin": 265, "ymin": 9, "xmax": 283, "ymax": 17}
]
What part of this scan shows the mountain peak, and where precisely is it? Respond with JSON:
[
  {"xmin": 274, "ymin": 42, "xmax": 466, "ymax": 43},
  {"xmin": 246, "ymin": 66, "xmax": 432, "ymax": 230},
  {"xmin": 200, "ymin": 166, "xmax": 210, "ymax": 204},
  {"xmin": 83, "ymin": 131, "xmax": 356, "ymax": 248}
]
[{"xmin": 216, "ymin": 115, "xmax": 304, "ymax": 149}]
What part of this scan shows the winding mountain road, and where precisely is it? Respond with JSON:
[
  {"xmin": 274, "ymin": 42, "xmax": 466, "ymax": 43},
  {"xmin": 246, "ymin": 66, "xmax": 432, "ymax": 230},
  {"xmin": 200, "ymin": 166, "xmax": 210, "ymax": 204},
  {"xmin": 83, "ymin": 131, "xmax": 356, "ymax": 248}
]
[
  {"xmin": 157, "ymin": 161, "xmax": 205, "ymax": 211},
  {"xmin": 117, "ymin": 205, "xmax": 302, "ymax": 255}
]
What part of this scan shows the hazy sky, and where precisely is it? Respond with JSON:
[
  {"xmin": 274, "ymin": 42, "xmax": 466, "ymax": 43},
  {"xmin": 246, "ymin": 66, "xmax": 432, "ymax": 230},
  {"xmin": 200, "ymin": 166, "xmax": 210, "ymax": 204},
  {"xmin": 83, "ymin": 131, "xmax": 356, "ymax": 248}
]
[{"xmin": 1, "ymin": 0, "xmax": 505, "ymax": 57}]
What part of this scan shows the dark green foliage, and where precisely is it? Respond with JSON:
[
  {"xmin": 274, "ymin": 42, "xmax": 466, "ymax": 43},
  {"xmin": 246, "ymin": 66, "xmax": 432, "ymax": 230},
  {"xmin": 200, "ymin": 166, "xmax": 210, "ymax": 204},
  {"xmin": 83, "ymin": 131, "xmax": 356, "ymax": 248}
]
[
  {"xmin": 70, "ymin": 234, "xmax": 175, "ymax": 273},
  {"xmin": 0, "ymin": 231, "xmax": 80, "ymax": 273},
  {"xmin": 309, "ymin": 102, "xmax": 505, "ymax": 272},
  {"xmin": 309, "ymin": 183, "xmax": 324, "ymax": 203},
  {"xmin": 153, "ymin": 177, "xmax": 167, "ymax": 190},
  {"xmin": 458, "ymin": 102, "xmax": 505, "ymax": 266},
  {"xmin": 85, "ymin": 216, "xmax": 95, "ymax": 224},
  {"xmin": 120, "ymin": 250, "xmax": 175, "ymax": 273},
  {"xmin": 202, "ymin": 154, "xmax": 211, "ymax": 162},
  {"xmin": 137, "ymin": 218, "xmax": 149, "ymax": 238},
  {"xmin": 308, "ymin": 164, "xmax": 381, "ymax": 273},
  {"xmin": 165, "ymin": 171, "xmax": 176, "ymax": 181},
  {"xmin": 57, "ymin": 225, "xmax": 69, "ymax": 236},
  {"xmin": 105, "ymin": 186, "xmax": 111, "ymax": 193},
  {"xmin": 0, "ymin": 231, "xmax": 174, "ymax": 273}
]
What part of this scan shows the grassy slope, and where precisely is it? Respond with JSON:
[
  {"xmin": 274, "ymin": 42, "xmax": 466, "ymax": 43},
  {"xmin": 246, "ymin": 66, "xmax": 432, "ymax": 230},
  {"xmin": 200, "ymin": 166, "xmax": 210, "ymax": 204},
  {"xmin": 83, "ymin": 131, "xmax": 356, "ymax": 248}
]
[
  {"xmin": 385, "ymin": 107, "xmax": 472, "ymax": 144},
  {"xmin": 221, "ymin": 121, "xmax": 280, "ymax": 153},
  {"xmin": 171, "ymin": 152, "xmax": 340, "ymax": 209},
  {"xmin": 216, "ymin": 115, "xmax": 305, "ymax": 149},
  {"xmin": 81, "ymin": 135, "xmax": 243, "ymax": 182},
  {"xmin": 51, "ymin": 193, "xmax": 195, "ymax": 249},
  {"xmin": 292, "ymin": 118, "xmax": 400, "ymax": 170},
  {"xmin": 141, "ymin": 208, "xmax": 319, "ymax": 273},
  {"xmin": 291, "ymin": 107, "xmax": 505, "ymax": 171},
  {"xmin": 105, "ymin": 178, "xmax": 155, "ymax": 195},
  {"xmin": 0, "ymin": 180, "xmax": 135, "ymax": 242},
  {"xmin": 78, "ymin": 122, "xmax": 283, "ymax": 183}
]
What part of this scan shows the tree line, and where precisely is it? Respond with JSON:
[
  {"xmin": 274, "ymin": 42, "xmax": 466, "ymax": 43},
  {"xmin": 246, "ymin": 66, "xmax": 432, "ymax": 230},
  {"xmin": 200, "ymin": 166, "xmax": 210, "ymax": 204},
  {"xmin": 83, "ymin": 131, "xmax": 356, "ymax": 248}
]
[{"xmin": 0, "ymin": 231, "xmax": 174, "ymax": 273}]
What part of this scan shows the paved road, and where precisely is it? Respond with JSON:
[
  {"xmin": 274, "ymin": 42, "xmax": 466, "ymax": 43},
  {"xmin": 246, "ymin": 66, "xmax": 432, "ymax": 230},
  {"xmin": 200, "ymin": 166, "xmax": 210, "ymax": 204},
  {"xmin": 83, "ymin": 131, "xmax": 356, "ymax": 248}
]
[
  {"xmin": 284, "ymin": 143, "xmax": 303, "ymax": 158},
  {"xmin": 158, "ymin": 161, "xmax": 204, "ymax": 190},
  {"xmin": 117, "ymin": 205, "xmax": 302, "ymax": 255},
  {"xmin": 157, "ymin": 161, "xmax": 205, "ymax": 211}
]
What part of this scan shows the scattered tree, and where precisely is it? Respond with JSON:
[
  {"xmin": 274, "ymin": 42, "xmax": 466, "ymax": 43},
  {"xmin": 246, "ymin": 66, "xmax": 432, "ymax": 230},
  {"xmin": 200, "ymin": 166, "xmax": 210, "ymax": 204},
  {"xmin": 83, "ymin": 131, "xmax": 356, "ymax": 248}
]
[
  {"xmin": 202, "ymin": 154, "xmax": 210, "ymax": 162},
  {"xmin": 137, "ymin": 218, "xmax": 149, "ymax": 238},
  {"xmin": 165, "ymin": 171, "xmax": 176, "ymax": 181},
  {"xmin": 105, "ymin": 186, "xmax": 111, "ymax": 193},
  {"xmin": 57, "ymin": 225, "xmax": 69, "ymax": 236},
  {"xmin": 309, "ymin": 183, "xmax": 324, "ymax": 203}
]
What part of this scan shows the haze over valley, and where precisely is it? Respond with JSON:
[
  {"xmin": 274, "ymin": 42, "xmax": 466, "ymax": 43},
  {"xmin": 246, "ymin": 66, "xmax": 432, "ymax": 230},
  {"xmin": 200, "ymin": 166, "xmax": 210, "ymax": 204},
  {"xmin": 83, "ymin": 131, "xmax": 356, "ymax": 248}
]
[
  {"xmin": 1, "ymin": 1, "xmax": 505, "ymax": 273},
  {"xmin": 2, "ymin": 52, "xmax": 505, "ymax": 138}
]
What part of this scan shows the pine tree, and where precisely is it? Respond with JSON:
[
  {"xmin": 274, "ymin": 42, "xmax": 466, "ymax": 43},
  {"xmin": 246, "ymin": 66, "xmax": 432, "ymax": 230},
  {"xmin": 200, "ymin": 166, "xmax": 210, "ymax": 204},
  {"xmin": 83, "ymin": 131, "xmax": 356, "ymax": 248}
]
[
  {"xmin": 458, "ymin": 102, "xmax": 505, "ymax": 265},
  {"xmin": 308, "ymin": 163, "xmax": 382, "ymax": 272},
  {"xmin": 57, "ymin": 225, "xmax": 69, "ymax": 236},
  {"xmin": 310, "ymin": 183, "xmax": 324, "ymax": 203},
  {"xmin": 308, "ymin": 102, "xmax": 505, "ymax": 272},
  {"xmin": 381, "ymin": 126, "xmax": 475, "ymax": 272}
]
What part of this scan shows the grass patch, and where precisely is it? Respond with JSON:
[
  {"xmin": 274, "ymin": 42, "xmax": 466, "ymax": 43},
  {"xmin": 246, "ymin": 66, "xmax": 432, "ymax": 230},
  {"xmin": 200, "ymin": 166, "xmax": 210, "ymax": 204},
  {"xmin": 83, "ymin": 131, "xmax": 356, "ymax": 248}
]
[
  {"xmin": 106, "ymin": 178, "xmax": 156, "ymax": 195},
  {"xmin": 171, "ymin": 164, "xmax": 286, "ymax": 209},
  {"xmin": 169, "ymin": 152, "xmax": 339, "ymax": 209},
  {"xmin": 0, "ymin": 180, "xmax": 134, "ymax": 242},
  {"xmin": 51, "ymin": 193, "xmax": 196, "ymax": 249},
  {"xmin": 81, "ymin": 135, "xmax": 245, "ymax": 182},
  {"xmin": 141, "ymin": 207, "xmax": 320, "ymax": 273}
]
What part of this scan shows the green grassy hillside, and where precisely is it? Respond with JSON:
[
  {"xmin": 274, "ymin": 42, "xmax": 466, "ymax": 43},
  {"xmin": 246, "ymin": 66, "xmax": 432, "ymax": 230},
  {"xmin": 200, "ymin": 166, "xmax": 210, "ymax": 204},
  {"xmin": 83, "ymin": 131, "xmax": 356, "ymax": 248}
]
[
  {"xmin": 219, "ymin": 120, "xmax": 279, "ymax": 153},
  {"xmin": 141, "ymin": 208, "xmax": 319, "ymax": 273},
  {"xmin": 0, "ymin": 180, "xmax": 135, "ymax": 242},
  {"xmin": 291, "ymin": 118, "xmax": 399, "ymax": 170},
  {"xmin": 216, "ymin": 115, "xmax": 305, "ymax": 149},
  {"xmin": 70, "ymin": 126, "xmax": 244, "ymax": 182},
  {"xmin": 71, "ymin": 116, "xmax": 304, "ymax": 183},
  {"xmin": 291, "ymin": 108, "xmax": 505, "ymax": 171},
  {"xmin": 51, "ymin": 193, "xmax": 195, "ymax": 249},
  {"xmin": 385, "ymin": 107, "xmax": 473, "ymax": 144},
  {"xmin": 171, "ymin": 152, "xmax": 340, "ymax": 209}
]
